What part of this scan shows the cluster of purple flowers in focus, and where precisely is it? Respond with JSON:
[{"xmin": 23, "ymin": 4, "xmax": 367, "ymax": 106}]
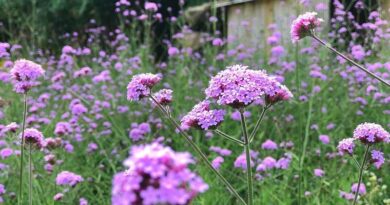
[
  {"xmin": 353, "ymin": 122, "xmax": 389, "ymax": 144},
  {"xmin": 290, "ymin": 12, "xmax": 323, "ymax": 43},
  {"xmin": 22, "ymin": 128, "xmax": 45, "ymax": 149},
  {"xmin": 338, "ymin": 122, "xmax": 389, "ymax": 169},
  {"xmin": 127, "ymin": 73, "xmax": 161, "ymax": 101},
  {"xmin": 180, "ymin": 100, "xmax": 225, "ymax": 130},
  {"xmin": 112, "ymin": 143, "xmax": 208, "ymax": 205},
  {"xmin": 205, "ymin": 64, "xmax": 292, "ymax": 108},
  {"xmin": 10, "ymin": 59, "xmax": 45, "ymax": 93},
  {"xmin": 153, "ymin": 89, "xmax": 173, "ymax": 105}
]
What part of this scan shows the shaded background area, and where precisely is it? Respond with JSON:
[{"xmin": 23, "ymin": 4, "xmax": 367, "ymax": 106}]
[
  {"xmin": 0, "ymin": 0, "xmax": 384, "ymax": 55},
  {"xmin": 0, "ymin": 0, "xmax": 208, "ymax": 50}
]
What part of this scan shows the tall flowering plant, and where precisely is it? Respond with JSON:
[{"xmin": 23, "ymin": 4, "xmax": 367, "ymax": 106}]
[
  {"xmin": 9, "ymin": 59, "xmax": 44, "ymax": 205},
  {"xmin": 127, "ymin": 64, "xmax": 293, "ymax": 205},
  {"xmin": 291, "ymin": 12, "xmax": 390, "ymax": 87},
  {"xmin": 337, "ymin": 123, "xmax": 389, "ymax": 205}
]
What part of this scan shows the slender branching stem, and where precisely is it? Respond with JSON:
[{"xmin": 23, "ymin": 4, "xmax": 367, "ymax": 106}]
[
  {"xmin": 214, "ymin": 129, "xmax": 245, "ymax": 146},
  {"xmin": 29, "ymin": 143, "xmax": 32, "ymax": 205},
  {"xmin": 239, "ymin": 109, "xmax": 253, "ymax": 205},
  {"xmin": 19, "ymin": 93, "xmax": 28, "ymax": 204},
  {"xmin": 310, "ymin": 33, "xmax": 390, "ymax": 87},
  {"xmin": 353, "ymin": 145, "xmax": 370, "ymax": 205},
  {"xmin": 351, "ymin": 155, "xmax": 361, "ymax": 170},
  {"xmin": 149, "ymin": 96, "xmax": 247, "ymax": 205},
  {"xmin": 298, "ymin": 92, "xmax": 313, "ymax": 202},
  {"xmin": 249, "ymin": 106, "xmax": 269, "ymax": 142}
]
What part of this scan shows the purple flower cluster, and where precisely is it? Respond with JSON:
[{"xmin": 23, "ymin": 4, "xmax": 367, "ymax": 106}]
[
  {"xmin": 180, "ymin": 100, "xmax": 225, "ymax": 130},
  {"xmin": 211, "ymin": 156, "xmax": 224, "ymax": 170},
  {"xmin": 127, "ymin": 73, "xmax": 161, "ymax": 101},
  {"xmin": 145, "ymin": 2, "xmax": 158, "ymax": 12},
  {"xmin": 234, "ymin": 151, "xmax": 256, "ymax": 170},
  {"xmin": 54, "ymin": 122, "xmax": 73, "ymax": 136},
  {"xmin": 129, "ymin": 122, "xmax": 151, "ymax": 141},
  {"xmin": 3, "ymin": 122, "xmax": 19, "ymax": 133},
  {"xmin": 337, "ymin": 138, "xmax": 355, "ymax": 155},
  {"xmin": 73, "ymin": 67, "xmax": 92, "ymax": 78},
  {"xmin": 291, "ymin": 12, "xmax": 323, "ymax": 43},
  {"xmin": 351, "ymin": 183, "xmax": 366, "ymax": 195},
  {"xmin": 56, "ymin": 171, "xmax": 84, "ymax": 187},
  {"xmin": 261, "ymin": 139, "xmax": 278, "ymax": 150},
  {"xmin": 22, "ymin": 128, "xmax": 45, "ymax": 148},
  {"xmin": 256, "ymin": 154, "xmax": 292, "ymax": 172},
  {"xmin": 70, "ymin": 100, "xmax": 88, "ymax": 117},
  {"xmin": 319, "ymin": 134, "xmax": 330, "ymax": 144},
  {"xmin": 112, "ymin": 143, "xmax": 208, "ymax": 205},
  {"xmin": 338, "ymin": 123, "xmax": 388, "ymax": 170},
  {"xmin": 0, "ymin": 148, "xmax": 13, "ymax": 159},
  {"xmin": 153, "ymin": 89, "xmax": 173, "ymax": 105},
  {"xmin": 205, "ymin": 64, "xmax": 292, "ymax": 108},
  {"xmin": 314, "ymin": 168, "xmax": 325, "ymax": 177},
  {"xmin": 265, "ymin": 84, "xmax": 294, "ymax": 105},
  {"xmin": 353, "ymin": 122, "xmax": 390, "ymax": 144},
  {"xmin": 10, "ymin": 59, "xmax": 45, "ymax": 93},
  {"xmin": 340, "ymin": 183, "xmax": 367, "ymax": 201},
  {"xmin": 371, "ymin": 150, "xmax": 384, "ymax": 169},
  {"xmin": 209, "ymin": 146, "xmax": 232, "ymax": 156}
]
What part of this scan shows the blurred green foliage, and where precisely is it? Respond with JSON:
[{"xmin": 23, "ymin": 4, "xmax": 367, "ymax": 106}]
[{"xmin": 0, "ymin": 0, "xmax": 117, "ymax": 49}]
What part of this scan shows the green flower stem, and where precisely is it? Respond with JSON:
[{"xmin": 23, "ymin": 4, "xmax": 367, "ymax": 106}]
[
  {"xmin": 311, "ymin": 33, "xmax": 390, "ymax": 87},
  {"xmin": 214, "ymin": 129, "xmax": 245, "ymax": 146},
  {"xmin": 19, "ymin": 93, "xmax": 28, "ymax": 204},
  {"xmin": 29, "ymin": 143, "xmax": 32, "ymax": 205},
  {"xmin": 353, "ymin": 145, "xmax": 370, "ymax": 205},
  {"xmin": 298, "ymin": 92, "xmax": 313, "ymax": 202},
  {"xmin": 149, "ymin": 96, "xmax": 247, "ymax": 205},
  {"xmin": 249, "ymin": 106, "xmax": 269, "ymax": 142},
  {"xmin": 351, "ymin": 155, "xmax": 361, "ymax": 170},
  {"xmin": 239, "ymin": 109, "xmax": 253, "ymax": 205}
]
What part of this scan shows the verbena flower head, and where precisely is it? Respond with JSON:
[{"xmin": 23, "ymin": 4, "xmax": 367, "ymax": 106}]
[
  {"xmin": 153, "ymin": 89, "xmax": 173, "ymax": 105},
  {"xmin": 319, "ymin": 134, "xmax": 330, "ymax": 144},
  {"xmin": 234, "ymin": 152, "xmax": 255, "ymax": 170},
  {"xmin": 54, "ymin": 122, "xmax": 73, "ymax": 136},
  {"xmin": 351, "ymin": 183, "xmax": 366, "ymax": 195},
  {"xmin": 371, "ymin": 150, "xmax": 385, "ymax": 169},
  {"xmin": 180, "ymin": 100, "xmax": 225, "ymax": 130},
  {"xmin": 22, "ymin": 128, "xmax": 45, "ymax": 148},
  {"xmin": 291, "ymin": 12, "xmax": 323, "ymax": 43},
  {"xmin": 337, "ymin": 138, "xmax": 355, "ymax": 155},
  {"xmin": 265, "ymin": 84, "xmax": 293, "ymax": 105},
  {"xmin": 314, "ymin": 168, "xmax": 325, "ymax": 177},
  {"xmin": 56, "ymin": 171, "xmax": 84, "ymax": 187},
  {"xmin": 112, "ymin": 143, "xmax": 208, "ymax": 205},
  {"xmin": 127, "ymin": 73, "xmax": 161, "ymax": 101},
  {"xmin": 45, "ymin": 137, "xmax": 62, "ymax": 150},
  {"xmin": 5, "ymin": 122, "xmax": 19, "ymax": 133},
  {"xmin": 261, "ymin": 139, "xmax": 278, "ymax": 150},
  {"xmin": 353, "ymin": 123, "xmax": 390, "ymax": 144},
  {"xmin": 10, "ymin": 59, "xmax": 45, "ymax": 93},
  {"xmin": 53, "ymin": 193, "xmax": 64, "ymax": 201},
  {"xmin": 145, "ymin": 2, "xmax": 158, "ymax": 12},
  {"xmin": 211, "ymin": 156, "xmax": 224, "ymax": 170},
  {"xmin": 205, "ymin": 65, "xmax": 286, "ymax": 108}
]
